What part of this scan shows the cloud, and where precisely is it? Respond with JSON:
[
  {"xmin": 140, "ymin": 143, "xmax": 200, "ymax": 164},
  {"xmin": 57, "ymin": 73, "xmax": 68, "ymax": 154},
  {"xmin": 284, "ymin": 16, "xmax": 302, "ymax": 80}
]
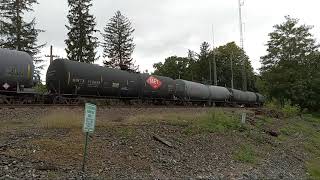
[{"xmin": 26, "ymin": 0, "xmax": 320, "ymax": 80}]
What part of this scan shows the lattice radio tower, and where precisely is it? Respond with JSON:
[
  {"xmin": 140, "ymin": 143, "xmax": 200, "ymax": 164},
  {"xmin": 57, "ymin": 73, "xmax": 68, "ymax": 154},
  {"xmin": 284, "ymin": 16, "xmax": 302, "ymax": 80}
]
[{"xmin": 238, "ymin": 0, "xmax": 247, "ymax": 91}]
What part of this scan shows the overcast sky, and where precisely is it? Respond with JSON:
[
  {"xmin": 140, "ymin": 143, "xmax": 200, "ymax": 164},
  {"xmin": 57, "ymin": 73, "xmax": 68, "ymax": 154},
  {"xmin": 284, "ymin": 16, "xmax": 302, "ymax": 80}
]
[{"xmin": 28, "ymin": 0, "xmax": 320, "ymax": 79}]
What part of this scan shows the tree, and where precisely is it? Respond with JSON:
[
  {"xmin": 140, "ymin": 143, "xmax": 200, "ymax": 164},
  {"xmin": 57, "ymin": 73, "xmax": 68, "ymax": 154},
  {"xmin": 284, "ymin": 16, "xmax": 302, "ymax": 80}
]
[
  {"xmin": 102, "ymin": 11, "xmax": 135, "ymax": 71},
  {"xmin": 65, "ymin": 0, "xmax": 98, "ymax": 63},
  {"xmin": 197, "ymin": 42, "xmax": 211, "ymax": 83},
  {"xmin": 152, "ymin": 42, "xmax": 257, "ymax": 90},
  {"xmin": 0, "ymin": 0, "xmax": 45, "ymax": 75},
  {"xmin": 153, "ymin": 56, "xmax": 192, "ymax": 80},
  {"xmin": 260, "ymin": 16, "xmax": 320, "ymax": 110},
  {"xmin": 212, "ymin": 42, "xmax": 256, "ymax": 90}
]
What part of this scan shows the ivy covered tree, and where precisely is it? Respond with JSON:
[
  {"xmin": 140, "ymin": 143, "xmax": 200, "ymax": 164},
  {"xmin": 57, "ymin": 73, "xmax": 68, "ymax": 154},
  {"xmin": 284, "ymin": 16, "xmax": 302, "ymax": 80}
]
[
  {"xmin": 260, "ymin": 16, "xmax": 320, "ymax": 110},
  {"xmin": 0, "ymin": 0, "xmax": 45, "ymax": 75},
  {"xmin": 65, "ymin": 0, "xmax": 98, "ymax": 63},
  {"xmin": 102, "ymin": 11, "xmax": 136, "ymax": 71}
]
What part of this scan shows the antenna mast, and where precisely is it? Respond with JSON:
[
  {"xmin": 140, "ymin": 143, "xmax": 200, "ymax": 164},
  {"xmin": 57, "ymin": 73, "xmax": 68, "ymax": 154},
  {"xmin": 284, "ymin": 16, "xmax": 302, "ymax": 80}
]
[
  {"xmin": 238, "ymin": 0, "xmax": 244, "ymax": 49},
  {"xmin": 212, "ymin": 25, "xmax": 217, "ymax": 86},
  {"xmin": 238, "ymin": 0, "xmax": 247, "ymax": 91}
]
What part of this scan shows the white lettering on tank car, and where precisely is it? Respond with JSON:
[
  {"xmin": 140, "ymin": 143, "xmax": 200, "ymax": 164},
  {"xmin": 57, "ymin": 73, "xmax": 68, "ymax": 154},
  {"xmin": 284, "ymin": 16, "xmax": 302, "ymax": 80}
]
[
  {"xmin": 112, "ymin": 83, "xmax": 120, "ymax": 88},
  {"xmin": 87, "ymin": 80, "xmax": 101, "ymax": 88},
  {"xmin": 72, "ymin": 78, "xmax": 85, "ymax": 84}
]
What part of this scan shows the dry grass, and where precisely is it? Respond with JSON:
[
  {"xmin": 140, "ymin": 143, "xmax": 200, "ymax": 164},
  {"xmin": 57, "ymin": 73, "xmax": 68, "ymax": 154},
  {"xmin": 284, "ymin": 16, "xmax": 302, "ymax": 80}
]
[
  {"xmin": 125, "ymin": 111, "xmax": 207, "ymax": 126},
  {"xmin": 31, "ymin": 137, "xmax": 84, "ymax": 165},
  {"xmin": 39, "ymin": 109, "xmax": 83, "ymax": 129}
]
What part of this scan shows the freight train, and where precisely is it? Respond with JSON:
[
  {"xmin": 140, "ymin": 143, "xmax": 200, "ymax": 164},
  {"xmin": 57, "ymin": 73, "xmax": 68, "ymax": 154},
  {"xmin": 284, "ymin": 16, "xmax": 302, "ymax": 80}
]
[{"xmin": 0, "ymin": 48, "xmax": 265, "ymax": 106}]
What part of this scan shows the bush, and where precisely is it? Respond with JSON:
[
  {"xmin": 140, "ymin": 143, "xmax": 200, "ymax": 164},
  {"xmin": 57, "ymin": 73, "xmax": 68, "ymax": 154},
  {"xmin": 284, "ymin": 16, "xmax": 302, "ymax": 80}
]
[
  {"xmin": 282, "ymin": 102, "xmax": 300, "ymax": 117},
  {"xmin": 265, "ymin": 99, "xmax": 301, "ymax": 118},
  {"xmin": 265, "ymin": 98, "xmax": 280, "ymax": 110}
]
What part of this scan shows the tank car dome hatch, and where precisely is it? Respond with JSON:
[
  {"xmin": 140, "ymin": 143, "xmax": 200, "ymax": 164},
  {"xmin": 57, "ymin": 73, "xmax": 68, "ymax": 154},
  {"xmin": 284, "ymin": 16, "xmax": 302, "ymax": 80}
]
[{"xmin": 0, "ymin": 48, "xmax": 34, "ymax": 90}]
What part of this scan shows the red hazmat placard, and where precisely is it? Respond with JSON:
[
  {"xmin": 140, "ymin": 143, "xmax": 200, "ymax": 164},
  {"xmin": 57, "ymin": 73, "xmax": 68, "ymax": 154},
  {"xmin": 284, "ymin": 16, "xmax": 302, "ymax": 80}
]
[{"xmin": 146, "ymin": 76, "xmax": 162, "ymax": 90}]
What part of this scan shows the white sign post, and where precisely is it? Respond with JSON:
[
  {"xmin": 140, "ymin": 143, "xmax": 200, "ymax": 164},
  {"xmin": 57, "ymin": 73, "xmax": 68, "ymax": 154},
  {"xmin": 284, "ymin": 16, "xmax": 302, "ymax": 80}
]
[
  {"xmin": 82, "ymin": 103, "xmax": 96, "ymax": 172},
  {"xmin": 241, "ymin": 112, "xmax": 246, "ymax": 124},
  {"xmin": 83, "ymin": 103, "xmax": 97, "ymax": 133}
]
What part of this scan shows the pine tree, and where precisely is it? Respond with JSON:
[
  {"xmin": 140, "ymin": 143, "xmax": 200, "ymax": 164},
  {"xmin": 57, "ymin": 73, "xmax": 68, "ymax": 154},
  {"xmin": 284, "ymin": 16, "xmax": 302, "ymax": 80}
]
[
  {"xmin": 65, "ymin": 0, "xmax": 98, "ymax": 63},
  {"xmin": 197, "ymin": 42, "xmax": 211, "ymax": 83},
  {"xmin": 0, "ymin": 0, "xmax": 45, "ymax": 75},
  {"xmin": 102, "ymin": 11, "xmax": 136, "ymax": 71}
]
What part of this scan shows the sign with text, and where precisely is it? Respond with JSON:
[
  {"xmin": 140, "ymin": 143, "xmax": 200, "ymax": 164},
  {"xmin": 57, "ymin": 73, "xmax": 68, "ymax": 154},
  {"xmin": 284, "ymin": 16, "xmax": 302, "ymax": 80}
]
[{"xmin": 83, "ymin": 103, "xmax": 96, "ymax": 133}]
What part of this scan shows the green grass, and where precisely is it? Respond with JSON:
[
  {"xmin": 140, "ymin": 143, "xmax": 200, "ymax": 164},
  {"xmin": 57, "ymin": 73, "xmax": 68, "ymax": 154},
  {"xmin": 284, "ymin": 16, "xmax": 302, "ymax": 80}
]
[
  {"xmin": 113, "ymin": 126, "xmax": 136, "ymax": 138},
  {"xmin": 183, "ymin": 110, "xmax": 246, "ymax": 135},
  {"xmin": 278, "ymin": 114, "xmax": 320, "ymax": 179},
  {"xmin": 307, "ymin": 159, "xmax": 320, "ymax": 180},
  {"xmin": 233, "ymin": 145, "xmax": 256, "ymax": 164}
]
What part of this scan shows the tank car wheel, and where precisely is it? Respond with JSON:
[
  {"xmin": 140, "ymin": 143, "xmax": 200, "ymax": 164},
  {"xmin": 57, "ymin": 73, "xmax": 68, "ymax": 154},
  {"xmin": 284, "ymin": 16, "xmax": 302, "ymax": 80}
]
[{"xmin": 4, "ymin": 97, "xmax": 13, "ymax": 105}]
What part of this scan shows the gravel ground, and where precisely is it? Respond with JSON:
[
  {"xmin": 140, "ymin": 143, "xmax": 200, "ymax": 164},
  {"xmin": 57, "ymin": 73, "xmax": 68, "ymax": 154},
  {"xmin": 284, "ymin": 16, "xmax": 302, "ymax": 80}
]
[{"xmin": 0, "ymin": 107, "xmax": 310, "ymax": 179}]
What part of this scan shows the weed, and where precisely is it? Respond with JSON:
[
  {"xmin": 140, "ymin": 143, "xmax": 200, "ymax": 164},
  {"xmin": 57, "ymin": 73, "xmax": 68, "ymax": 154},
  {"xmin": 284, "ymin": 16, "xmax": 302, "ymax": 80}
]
[
  {"xmin": 184, "ymin": 110, "xmax": 246, "ymax": 135},
  {"xmin": 234, "ymin": 145, "xmax": 256, "ymax": 163},
  {"xmin": 47, "ymin": 171, "xmax": 59, "ymax": 180},
  {"xmin": 113, "ymin": 127, "xmax": 136, "ymax": 138},
  {"xmin": 282, "ymin": 103, "xmax": 300, "ymax": 117}
]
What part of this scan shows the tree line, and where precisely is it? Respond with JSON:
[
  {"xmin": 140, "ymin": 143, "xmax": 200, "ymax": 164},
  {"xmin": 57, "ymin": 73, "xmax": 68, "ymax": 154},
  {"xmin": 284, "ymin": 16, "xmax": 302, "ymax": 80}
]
[
  {"xmin": 153, "ymin": 16, "xmax": 319, "ymax": 111},
  {"xmin": 0, "ymin": 0, "xmax": 136, "ymax": 74},
  {"xmin": 153, "ymin": 42, "xmax": 256, "ymax": 91}
]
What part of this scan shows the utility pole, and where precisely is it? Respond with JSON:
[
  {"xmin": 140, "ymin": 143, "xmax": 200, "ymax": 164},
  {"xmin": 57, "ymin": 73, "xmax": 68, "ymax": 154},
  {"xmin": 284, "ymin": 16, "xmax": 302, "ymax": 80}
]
[
  {"xmin": 45, "ymin": 45, "xmax": 59, "ymax": 64},
  {"xmin": 209, "ymin": 47, "xmax": 212, "ymax": 85},
  {"xmin": 212, "ymin": 25, "xmax": 217, "ymax": 86},
  {"xmin": 230, "ymin": 52, "xmax": 234, "ymax": 89},
  {"xmin": 238, "ymin": 0, "xmax": 247, "ymax": 91}
]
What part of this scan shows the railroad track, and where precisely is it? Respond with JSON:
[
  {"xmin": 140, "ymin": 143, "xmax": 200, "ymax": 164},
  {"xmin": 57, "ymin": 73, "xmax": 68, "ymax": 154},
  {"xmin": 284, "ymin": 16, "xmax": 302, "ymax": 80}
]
[{"xmin": 0, "ymin": 103, "xmax": 261, "ymax": 110}]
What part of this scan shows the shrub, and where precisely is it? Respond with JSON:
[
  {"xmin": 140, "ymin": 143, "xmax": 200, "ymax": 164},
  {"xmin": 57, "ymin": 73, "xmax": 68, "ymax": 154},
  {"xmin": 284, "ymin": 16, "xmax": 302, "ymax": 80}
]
[{"xmin": 282, "ymin": 102, "xmax": 300, "ymax": 117}]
